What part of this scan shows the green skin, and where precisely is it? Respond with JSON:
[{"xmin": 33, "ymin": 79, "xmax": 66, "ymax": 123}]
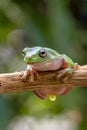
[
  {"xmin": 23, "ymin": 46, "xmax": 74, "ymax": 66},
  {"xmin": 22, "ymin": 46, "xmax": 77, "ymax": 100}
]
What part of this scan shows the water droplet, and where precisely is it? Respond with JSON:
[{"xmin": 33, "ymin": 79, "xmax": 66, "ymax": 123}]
[{"xmin": 48, "ymin": 95, "xmax": 56, "ymax": 101}]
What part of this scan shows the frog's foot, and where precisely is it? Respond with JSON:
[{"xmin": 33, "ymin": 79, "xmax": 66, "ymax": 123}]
[
  {"xmin": 60, "ymin": 86, "xmax": 72, "ymax": 95},
  {"xmin": 33, "ymin": 85, "xmax": 72, "ymax": 101},
  {"xmin": 21, "ymin": 66, "xmax": 39, "ymax": 83},
  {"xmin": 57, "ymin": 68, "xmax": 74, "ymax": 82},
  {"xmin": 33, "ymin": 90, "xmax": 46, "ymax": 99}
]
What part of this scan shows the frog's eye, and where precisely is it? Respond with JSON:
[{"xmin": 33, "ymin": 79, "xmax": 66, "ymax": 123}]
[{"xmin": 39, "ymin": 49, "xmax": 47, "ymax": 58}]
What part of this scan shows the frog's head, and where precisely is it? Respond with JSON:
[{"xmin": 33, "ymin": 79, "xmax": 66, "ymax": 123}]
[{"xmin": 22, "ymin": 46, "xmax": 59, "ymax": 63}]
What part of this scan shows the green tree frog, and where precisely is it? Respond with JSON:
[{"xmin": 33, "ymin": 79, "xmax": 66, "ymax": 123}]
[{"xmin": 22, "ymin": 46, "xmax": 79, "ymax": 101}]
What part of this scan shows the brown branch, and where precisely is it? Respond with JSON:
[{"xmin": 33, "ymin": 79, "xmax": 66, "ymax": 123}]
[{"xmin": 0, "ymin": 65, "xmax": 87, "ymax": 94}]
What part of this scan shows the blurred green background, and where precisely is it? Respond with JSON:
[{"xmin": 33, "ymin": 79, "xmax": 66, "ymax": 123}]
[{"xmin": 0, "ymin": 0, "xmax": 87, "ymax": 130}]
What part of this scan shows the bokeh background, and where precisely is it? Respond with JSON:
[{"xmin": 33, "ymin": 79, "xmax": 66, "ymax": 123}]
[{"xmin": 0, "ymin": 0, "xmax": 87, "ymax": 130}]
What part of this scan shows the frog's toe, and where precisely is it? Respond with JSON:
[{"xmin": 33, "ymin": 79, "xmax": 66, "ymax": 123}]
[
  {"xmin": 21, "ymin": 71, "xmax": 29, "ymax": 81},
  {"xmin": 74, "ymin": 63, "xmax": 80, "ymax": 70},
  {"xmin": 29, "ymin": 69, "xmax": 40, "ymax": 83},
  {"xmin": 21, "ymin": 69, "xmax": 39, "ymax": 83}
]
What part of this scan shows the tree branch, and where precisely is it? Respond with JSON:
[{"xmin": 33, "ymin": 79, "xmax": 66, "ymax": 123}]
[{"xmin": 0, "ymin": 65, "xmax": 87, "ymax": 94}]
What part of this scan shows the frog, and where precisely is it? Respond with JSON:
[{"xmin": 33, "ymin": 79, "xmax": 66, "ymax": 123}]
[{"xmin": 22, "ymin": 46, "xmax": 79, "ymax": 101}]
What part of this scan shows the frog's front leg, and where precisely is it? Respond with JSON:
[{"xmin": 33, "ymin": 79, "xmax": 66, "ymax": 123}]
[
  {"xmin": 57, "ymin": 62, "xmax": 79, "ymax": 82},
  {"xmin": 57, "ymin": 67, "xmax": 74, "ymax": 82},
  {"xmin": 22, "ymin": 65, "xmax": 39, "ymax": 83}
]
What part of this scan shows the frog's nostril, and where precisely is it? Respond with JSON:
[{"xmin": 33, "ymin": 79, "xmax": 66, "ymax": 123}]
[{"xmin": 24, "ymin": 56, "xmax": 31, "ymax": 62}]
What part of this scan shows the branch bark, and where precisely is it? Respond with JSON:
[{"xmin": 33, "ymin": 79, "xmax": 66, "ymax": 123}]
[{"xmin": 0, "ymin": 65, "xmax": 87, "ymax": 94}]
